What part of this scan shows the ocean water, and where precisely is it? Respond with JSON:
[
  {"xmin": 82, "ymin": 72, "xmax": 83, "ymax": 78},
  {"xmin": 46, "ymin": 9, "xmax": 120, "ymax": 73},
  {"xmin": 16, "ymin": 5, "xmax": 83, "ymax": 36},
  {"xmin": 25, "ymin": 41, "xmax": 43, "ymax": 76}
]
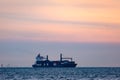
[{"xmin": 0, "ymin": 67, "xmax": 120, "ymax": 80}]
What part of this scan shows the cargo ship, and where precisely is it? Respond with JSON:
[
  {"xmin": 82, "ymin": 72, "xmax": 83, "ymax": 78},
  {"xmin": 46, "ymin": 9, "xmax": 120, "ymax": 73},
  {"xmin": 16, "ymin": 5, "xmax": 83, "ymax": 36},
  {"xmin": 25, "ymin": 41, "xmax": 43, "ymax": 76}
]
[{"xmin": 32, "ymin": 54, "xmax": 77, "ymax": 67}]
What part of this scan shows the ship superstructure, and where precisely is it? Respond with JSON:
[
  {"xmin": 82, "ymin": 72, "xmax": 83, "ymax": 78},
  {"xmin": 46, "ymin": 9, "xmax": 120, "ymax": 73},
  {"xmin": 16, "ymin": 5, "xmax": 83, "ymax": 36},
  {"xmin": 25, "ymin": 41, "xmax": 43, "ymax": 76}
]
[{"xmin": 32, "ymin": 54, "xmax": 77, "ymax": 67}]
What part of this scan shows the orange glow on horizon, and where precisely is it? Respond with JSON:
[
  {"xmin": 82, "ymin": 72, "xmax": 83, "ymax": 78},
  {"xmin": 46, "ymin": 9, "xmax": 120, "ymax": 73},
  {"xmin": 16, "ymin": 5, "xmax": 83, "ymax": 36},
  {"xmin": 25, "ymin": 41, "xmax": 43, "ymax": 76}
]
[{"xmin": 0, "ymin": 0, "xmax": 120, "ymax": 43}]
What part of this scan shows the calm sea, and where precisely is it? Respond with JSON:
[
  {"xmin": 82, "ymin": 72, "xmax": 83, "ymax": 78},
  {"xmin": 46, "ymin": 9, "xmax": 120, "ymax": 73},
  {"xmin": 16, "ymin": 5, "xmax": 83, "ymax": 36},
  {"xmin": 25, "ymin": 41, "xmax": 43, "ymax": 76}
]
[{"xmin": 0, "ymin": 67, "xmax": 120, "ymax": 80}]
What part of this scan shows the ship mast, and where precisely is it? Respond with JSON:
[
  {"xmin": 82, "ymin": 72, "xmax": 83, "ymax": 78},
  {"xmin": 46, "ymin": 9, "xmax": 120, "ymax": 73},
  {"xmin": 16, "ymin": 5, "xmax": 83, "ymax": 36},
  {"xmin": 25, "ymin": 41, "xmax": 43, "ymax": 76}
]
[
  {"xmin": 60, "ymin": 53, "xmax": 62, "ymax": 61},
  {"xmin": 46, "ymin": 55, "xmax": 48, "ymax": 60},
  {"xmin": 60, "ymin": 53, "xmax": 73, "ymax": 61}
]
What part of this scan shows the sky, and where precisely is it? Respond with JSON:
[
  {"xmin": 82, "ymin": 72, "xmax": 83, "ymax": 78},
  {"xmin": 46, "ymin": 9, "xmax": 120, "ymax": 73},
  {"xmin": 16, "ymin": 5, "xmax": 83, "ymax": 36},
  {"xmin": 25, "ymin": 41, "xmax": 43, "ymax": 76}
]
[{"xmin": 0, "ymin": 0, "xmax": 120, "ymax": 67}]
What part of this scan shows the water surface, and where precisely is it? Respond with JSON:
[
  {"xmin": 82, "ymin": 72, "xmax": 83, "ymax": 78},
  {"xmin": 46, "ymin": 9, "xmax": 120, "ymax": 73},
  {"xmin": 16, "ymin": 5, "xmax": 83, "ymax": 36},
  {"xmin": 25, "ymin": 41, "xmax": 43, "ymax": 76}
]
[{"xmin": 0, "ymin": 67, "xmax": 120, "ymax": 80}]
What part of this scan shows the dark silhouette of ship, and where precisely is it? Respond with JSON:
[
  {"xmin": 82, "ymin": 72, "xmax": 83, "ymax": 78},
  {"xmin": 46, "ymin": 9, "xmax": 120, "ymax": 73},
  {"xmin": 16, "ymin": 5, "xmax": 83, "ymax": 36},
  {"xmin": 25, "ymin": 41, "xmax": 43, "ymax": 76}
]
[{"xmin": 32, "ymin": 54, "xmax": 77, "ymax": 67}]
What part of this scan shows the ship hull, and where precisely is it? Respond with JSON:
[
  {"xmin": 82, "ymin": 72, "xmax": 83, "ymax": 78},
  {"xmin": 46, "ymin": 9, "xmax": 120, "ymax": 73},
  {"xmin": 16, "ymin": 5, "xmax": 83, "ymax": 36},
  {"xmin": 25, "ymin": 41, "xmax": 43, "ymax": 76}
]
[
  {"xmin": 32, "ymin": 64, "xmax": 77, "ymax": 68},
  {"xmin": 32, "ymin": 61, "xmax": 77, "ymax": 68}
]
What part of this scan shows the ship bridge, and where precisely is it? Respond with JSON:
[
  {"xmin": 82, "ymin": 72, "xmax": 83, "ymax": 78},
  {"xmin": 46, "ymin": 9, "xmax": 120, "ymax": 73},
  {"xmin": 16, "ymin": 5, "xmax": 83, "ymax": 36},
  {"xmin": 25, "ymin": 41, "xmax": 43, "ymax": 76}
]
[{"xmin": 36, "ymin": 54, "xmax": 45, "ymax": 61}]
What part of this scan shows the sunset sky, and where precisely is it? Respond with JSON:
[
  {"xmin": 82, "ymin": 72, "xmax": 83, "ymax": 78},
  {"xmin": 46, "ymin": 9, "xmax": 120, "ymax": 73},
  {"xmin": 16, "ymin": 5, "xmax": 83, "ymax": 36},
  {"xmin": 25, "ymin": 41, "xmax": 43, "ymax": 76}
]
[{"xmin": 0, "ymin": 0, "xmax": 120, "ymax": 67}]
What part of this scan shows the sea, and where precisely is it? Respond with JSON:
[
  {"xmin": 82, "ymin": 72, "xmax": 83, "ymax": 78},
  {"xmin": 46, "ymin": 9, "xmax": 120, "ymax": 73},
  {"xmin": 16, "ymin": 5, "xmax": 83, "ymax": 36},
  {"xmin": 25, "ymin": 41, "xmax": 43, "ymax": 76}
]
[{"xmin": 0, "ymin": 67, "xmax": 120, "ymax": 80}]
